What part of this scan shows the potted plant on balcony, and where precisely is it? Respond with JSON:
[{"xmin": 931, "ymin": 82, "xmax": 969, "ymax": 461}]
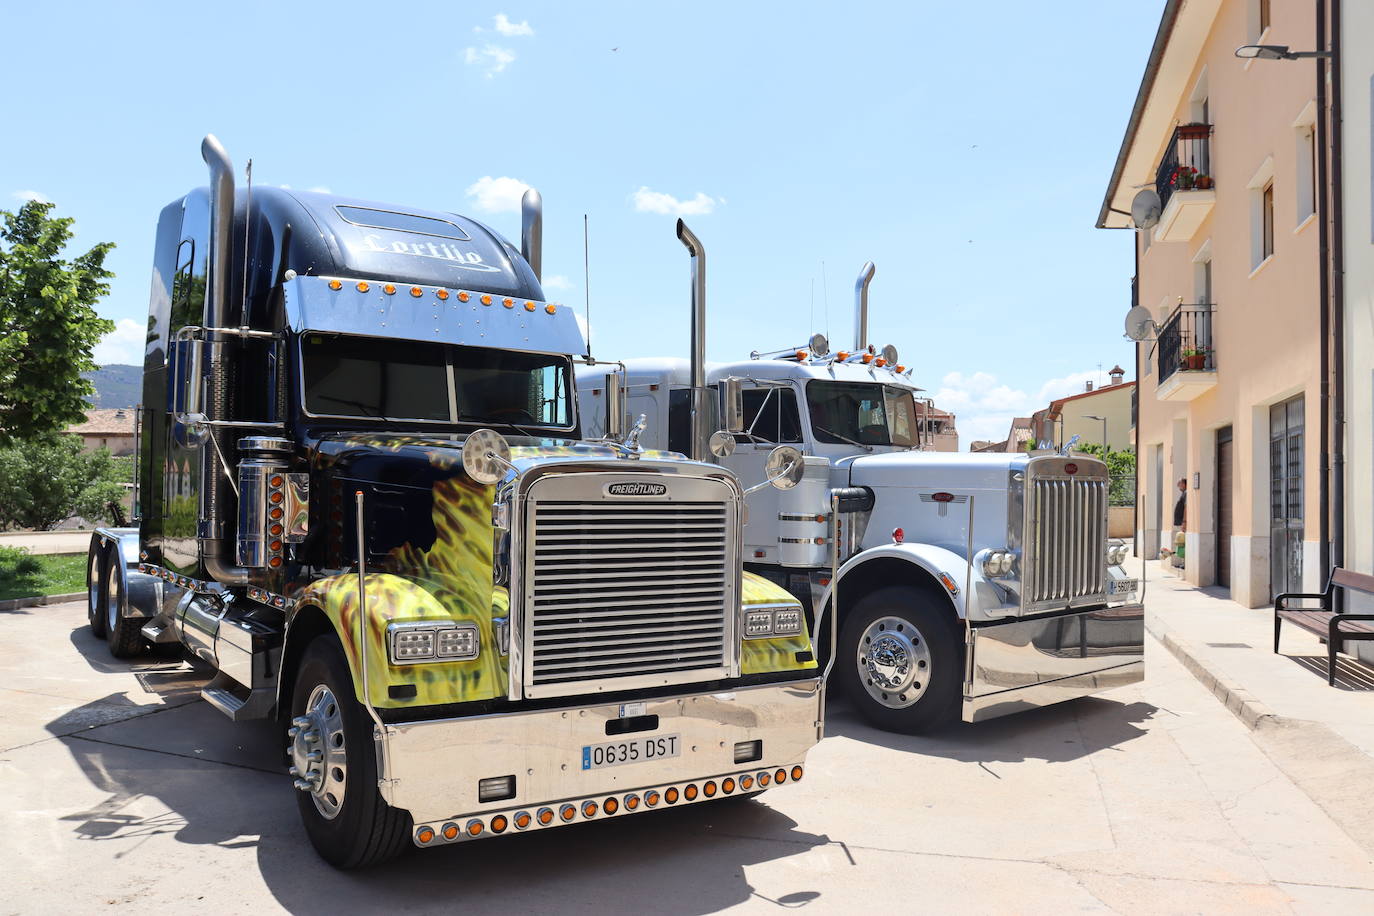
[
  {"xmin": 1194, "ymin": 173, "xmax": 1213, "ymax": 189},
  {"xmin": 1181, "ymin": 347, "xmax": 1209, "ymax": 370},
  {"xmin": 1170, "ymin": 165, "xmax": 1198, "ymax": 190}
]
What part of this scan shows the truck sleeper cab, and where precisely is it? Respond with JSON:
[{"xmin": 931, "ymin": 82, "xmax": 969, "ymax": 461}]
[
  {"xmin": 575, "ymin": 264, "xmax": 1144, "ymax": 734},
  {"xmin": 86, "ymin": 136, "xmax": 822, "ymax": 868}
]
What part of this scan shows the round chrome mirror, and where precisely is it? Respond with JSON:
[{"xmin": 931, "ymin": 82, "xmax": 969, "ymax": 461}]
[
  {"xmin": 808, "ymin": 332, "xmax": 830, "ymax": 357},
  {"xmin": 765, "ymin": 445, "xmax": 804, "ymax": 490},
  {"xmin": 708, "ymin": 429, "xmax": 737, "ymax": 459},
  {"xmin": 461, "ymin": 428, "xmax": 512, "ymax": 485},
  {"xmin": 881, "ymin": 344, "xmax": 899, "ymax": 365}
]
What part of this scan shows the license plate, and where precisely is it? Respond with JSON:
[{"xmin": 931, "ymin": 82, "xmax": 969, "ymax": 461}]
[
  {"xmin": 581, "ymin": 734, "xmax": 680, "ymax": 770},
  {"xmin": 1108, "ymin": 577, "xmax": 1138, "ymax": 595}
]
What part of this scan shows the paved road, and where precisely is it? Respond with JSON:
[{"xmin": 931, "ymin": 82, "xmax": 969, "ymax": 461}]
[{"xmin": 4, "ymin": 600, "xmax": 1373, "ymax": 914}]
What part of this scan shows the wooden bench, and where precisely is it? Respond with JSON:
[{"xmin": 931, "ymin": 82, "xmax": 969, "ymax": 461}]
[{"xmin": 1274, "ymin": 568, "xmax": 1374, "ymax": 686}]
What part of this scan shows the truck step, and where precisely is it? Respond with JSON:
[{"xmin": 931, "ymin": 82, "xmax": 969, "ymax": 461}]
[
  {"xmin": 201, "ymin": 672, "xmax": 276, "ymax": 722},
  {"xmin": 140, "ymin": 621, "xmax": 180, "ymax": 644}
]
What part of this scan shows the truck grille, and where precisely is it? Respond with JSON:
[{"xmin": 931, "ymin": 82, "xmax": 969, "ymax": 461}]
[
  {"xmin": 524, "ymin": 497, "xmax": 732, "ymax": 697},
  {"xmin": 1023, "ymin": 473, "xmax": 1108, "ymax": 609}
]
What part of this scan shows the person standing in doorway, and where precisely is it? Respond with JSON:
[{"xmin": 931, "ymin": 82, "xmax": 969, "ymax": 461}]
[{"xmin": 1171, "ymin": 478, "xmax": 1187, "ymax": 570}]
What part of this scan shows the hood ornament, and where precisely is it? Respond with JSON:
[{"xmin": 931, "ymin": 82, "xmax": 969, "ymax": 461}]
[{"xmin": 622, "ymin": 413, "xmax": 648, "ymax": 455}]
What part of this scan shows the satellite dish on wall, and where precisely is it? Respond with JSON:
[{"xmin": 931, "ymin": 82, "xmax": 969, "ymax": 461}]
[
  {"xmin": 1131, "ymin": 189, "xmax": 1162, "ymax": 230},
  {"xmin": 1124, "ymin": 305, "xmax": 1157, "ymax": 342}
]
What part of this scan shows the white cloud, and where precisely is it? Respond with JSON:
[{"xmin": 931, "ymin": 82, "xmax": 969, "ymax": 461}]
[
  {"xmin": 93, "ymin": 318, "xmax": 145, "ymax": 366},
  {"xmin": 464, "ymin": 44, "xmax": 517, "ymax": 78},
  {"xmin": 308, "ymin": 186, "xmax": 331, "ymax": 194},
  {"xmin": 542, "ymin": 274, "xmax": 573, "ymax": 291},
  {"xmin": 464, "ymin": 175, "xmax": 531, "ymax": 213},
  {"xmin": 493, "ymin": 14, "xmax": 533, "ymax": 36},
  {"xmin": 12, "ymin": 190, "xmax": 51, "ymax": 204},
  {"xmin": 631, "ymin": 187, "xmax": 719, "ymax": 217},
  {"xmin": 934, "ymin": 368, "xmax": 1107, "ymax": 449}
]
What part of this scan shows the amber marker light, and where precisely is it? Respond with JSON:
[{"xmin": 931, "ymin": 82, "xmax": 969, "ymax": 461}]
[
  {"xmin": 722, "ymin": 778, "xmax": 736, "ymax": 794},
  {"xmin": 625, "ymin": 795, "xmax": 640, "ymax": 810},
  {"xmin": 442, "ymin": 823, "xmax": 459, "ymax": 840},
  {"xmin": 269, "ymin": 492, "xmax": 283, "ymax": 504},
  {"xmin": 270, "ymin": 507, "xmax": 283, "ymax": 520},
  {"xmin": 383, "ymin": 284, "xmax": 397, "ymax": 295},
  {"xmin": 356, "ymin": 281, "xmax": 370, "ymax": 293},
  {"xmin": 502, "ymin": 297, "xmax": 515, "ymax": 309},
  {"xmin": 861, "ymin": 353, "xmax": 874, "ymax": 364},
  {"xmin": 603, "ymin": 797, "xmax": 619, "ymax": 815},
  {"xmin": 269, "ymin": 540, "xmax": 282, "ymax": 552},
  {"xmin": 269, "ymin": 557, "xmax": 282, "ymax": 568},
  {"xmin": 467, "ymin": 819, "xmax": 484, "ymax": 837},
  {"xmin": 328, "ymin": 279, "xmax": 342, "ymax": 290},
  {"xmin": 409, "ymin": 286, "xmax": 423, "ymax": 297},
  {"xmin": 458, "ymin": 291, "xmax": 471, "ymax": 302},
  {"xmin": 416, "ymin": 827, "xmax": 435, "ymax": 844},
  {"xmin": 795, "ymin": 350, "xmax": 807, "ymax": 361},
  {"xmin": 491, "ymin": 815, "xmax": 509, "ymax": 833},
  {"xmin": 684, "ymin": 784, "xmax": 699, "ymax": 801},
  {"xmin": 436, "ymin": 288, "xmax": 450, "ymax": 300},
  {"xmin": 480, "ymin": 294, "xmax": 492, "ymax": 305},
  {"xmin": 791, "ymin": 766, "xmax": 804, "ymax": 782},
  {"xmin": 537, "ymin": 808, "xmax": 555, "ymax": 825},
  {"xmin": 544, "ymin": 303, "xmax": 557, "ymax": 314},
  {"xmin": 895, "ymin": 365, "xmax": 905, "ymax": 373},
  {"xmin": 270, "ymin": 475, "xmax": 283, "ymax": 487},
  {"xmin": 270, "ymin": 524, "xmax": 283, "ymax": 536},
  {"xmin": 664, "ymin": 787, "xmax": 679, "ymax": 804},
  {"xmin": 514, "ymin": 811, "xmax": 532, "ymax": 830},
  {"xmin": 775, "ymin": 768, "xmax": 788, "ymax": 784},
  {"xmin": 582, "ymin": 801, "xmax": 598, "ymax": 818},
  {"xmin": 741, "ymin": 775, "xmax": 754, "ymax": 790},
  {"xmin": 703, "ymin": 781, "xmax": 717, "ymax": 798},
  {"xmin": 524, "ymin": 301, "xmax": 536, "ymax": 312},
  {"xmin": 875, "ymin": 357, "xmax": 887, "ymax": 367},
  {"xmin": 758, "ymin": 772, "xmax": 771, "ymax": 787},
  {"xmin": 644, "ymin": 791, "xmax": 660, "ymax": 807},
  {"xmin": 560, "ymin": 804, "xmax": 576, "ymax": 821},
  {"xmin": 836, "ymin": 351, "xmax": 850, "ymax": 361}
]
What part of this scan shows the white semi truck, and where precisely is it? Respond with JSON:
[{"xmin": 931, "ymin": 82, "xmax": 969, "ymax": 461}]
[{"xmin": 578, "ymin": 253, "xmax": 1144, "ymax": 734}]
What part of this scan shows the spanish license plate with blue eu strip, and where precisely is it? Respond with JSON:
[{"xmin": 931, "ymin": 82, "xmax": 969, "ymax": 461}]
[
  {"xmin": 1108, "ymin": 577, "xmax": 1138, "ymax": 595},
  {"xmin": 581, "ymin": 734, "xmax": 680, "ymax": 770}
]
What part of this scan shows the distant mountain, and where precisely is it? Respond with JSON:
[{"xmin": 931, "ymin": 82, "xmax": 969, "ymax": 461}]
[{"xmin": 83, "ymin": 364, "xmax": 141, "ymax": 408}]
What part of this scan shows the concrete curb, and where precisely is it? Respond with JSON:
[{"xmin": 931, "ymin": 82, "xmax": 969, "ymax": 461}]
[
  {"xmin": 1144, "ymin": 609, "xmax": 1281, "ymax": 730},
  {"xmin": 0, "ymin": 592, "xmax": 84, "ymax": 612}
]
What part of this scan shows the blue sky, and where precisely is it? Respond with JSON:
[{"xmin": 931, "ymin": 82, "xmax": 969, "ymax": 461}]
[{"xmin": 2, "ymin": 1, "xmax": 1161, "ymax": 444}]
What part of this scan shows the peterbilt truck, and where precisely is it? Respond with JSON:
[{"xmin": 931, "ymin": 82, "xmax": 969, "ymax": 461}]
[
  {"xmin": 84, "ymin": 136, "xmax": 823, "ymax": 868},
  {"xmin": 577, "ymin": 261, "xmax": 1144, "ymax": 734}
]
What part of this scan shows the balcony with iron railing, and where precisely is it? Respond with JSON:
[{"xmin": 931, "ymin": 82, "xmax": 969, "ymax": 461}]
[
  {"xmin": 1153, "ymin": 124, "xmax": 1215, "ymax": 243},
  {"xmin": 1156, "ymin": 302, "xmax": 1216, "ymax": 401}
]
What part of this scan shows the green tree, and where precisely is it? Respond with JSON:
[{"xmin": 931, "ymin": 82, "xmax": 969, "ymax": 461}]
[
  {"xmin": 1079, "ymin": 443, "xmax": 1138, "ymax": 507},
  {"xmin": 0, "ymin": 435, "xmax": 126, "ymax": 530},
  {"xmin": 0, "ymin": 200, "xmax": 115, "ymax": 445}
]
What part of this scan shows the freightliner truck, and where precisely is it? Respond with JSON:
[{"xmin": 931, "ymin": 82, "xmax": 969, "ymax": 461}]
[
  {"xmin": 84, "ymin": 136, "xmax": 824, "ymax": 867},
  {"xmin": 578, "ymin": 260, "xmax": 1145, "ymax": 734}
]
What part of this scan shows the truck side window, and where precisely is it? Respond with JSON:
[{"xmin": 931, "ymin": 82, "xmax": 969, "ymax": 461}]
[{"xmin": 741, "ymin": 389, "xmax": 802, "ymax": 443}]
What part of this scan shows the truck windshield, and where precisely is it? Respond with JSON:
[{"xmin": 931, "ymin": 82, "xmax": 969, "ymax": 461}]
[
  {"xmin": 302, "ymin": 334, "xmax": 572, "ymax": 429},
  {"xmin": 805, "ymin": 381, "xmax": 919, "ymax": 447}
]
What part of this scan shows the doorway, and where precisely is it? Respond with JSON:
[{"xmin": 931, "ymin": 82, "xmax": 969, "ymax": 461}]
[
  {"xmin": 1216, "ymin": 426, "xmax": 1233, "ymax": 588},
  {"xmin": 1269, "ymin": 397, "xmax": 1304, "ymax": 600}
]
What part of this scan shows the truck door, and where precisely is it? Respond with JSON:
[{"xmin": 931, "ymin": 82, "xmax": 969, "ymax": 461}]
[{"xmin": 717, "ymin": 385, "xmax": 804, "ymax": 562}]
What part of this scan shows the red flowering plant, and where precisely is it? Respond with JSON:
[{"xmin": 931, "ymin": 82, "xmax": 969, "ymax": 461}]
[{"xmin": 1169, "ymin": 165, "xmax": 1197, "ymax": 190}]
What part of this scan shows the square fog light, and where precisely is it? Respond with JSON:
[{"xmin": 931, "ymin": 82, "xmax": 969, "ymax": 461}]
[
  {"xmin": 390, "ymin": 626, "xmax": 435, "ymax": 662},
  {"xmin": 437, "ymin": 624, "xmax": 479, "ymax": 660},
  {"xmin": 772, "ymin": 608, "xmax": 802, "ymax": 636},
  {"xmin": 743, "ymin": 609, "xmax": 773, "ymax": 638}
]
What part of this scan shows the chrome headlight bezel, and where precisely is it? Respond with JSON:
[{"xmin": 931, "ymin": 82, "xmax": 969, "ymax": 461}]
[
  {"xmin": 741, "ymin": 603, "xmax": 805, "ymax": 639},
  {"xmin": 387, "ymin": 620, "xmax": 481, "ymax": 664},
  {"xmin": 979, "ymin": 548, "xmax": 1017, "ymax": 580},
  {"xmin": 1106, "ymin": 541, "xmax": 1129, "ymax": 566}
]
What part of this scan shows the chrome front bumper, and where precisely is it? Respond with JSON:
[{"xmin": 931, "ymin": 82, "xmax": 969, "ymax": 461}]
[
  {"xmin": 375, "ymin": 679, "xmax": 823, "ymax": 844},
  {"xmin": 962, "ymin": 602, "xmax": 1144, "ymax": 723}
]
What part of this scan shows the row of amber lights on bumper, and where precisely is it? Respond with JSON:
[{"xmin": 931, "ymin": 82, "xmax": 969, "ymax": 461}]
[
  {"xmin": 414, "ymin": 766, "xmax": 805, "ymax": 847},
  {"xmin": 328, "ymin": 278, "xmax": 558, "ymax": 315}
]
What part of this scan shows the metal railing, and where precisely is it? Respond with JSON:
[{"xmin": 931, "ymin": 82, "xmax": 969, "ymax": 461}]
[
  {"xmin": 1154, "ymin": 124, "xmax": 1214, "ymax": 213},
  {"xmin": 1157, "ymin": 302, "xmax": 1215, "ymax": 385}
]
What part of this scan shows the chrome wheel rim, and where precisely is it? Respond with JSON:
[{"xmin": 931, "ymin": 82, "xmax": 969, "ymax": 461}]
[
  {"xmin": 856, "ymin": 615, "xmax": 931, "ymax": 709},
  {"xmin": 105, "ymin": 569, "xmax": 119, "ymax": 631},
  {"xmin": 88, "ymin": 554, "xmax": 101, "ymax": 620},
  {"xmin": 289, "ymin": 684, "xmax": 348, "ymax": 819}
]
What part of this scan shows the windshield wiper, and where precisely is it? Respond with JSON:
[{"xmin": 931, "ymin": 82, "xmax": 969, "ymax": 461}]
[
  {"xmin": 459, "ymin": 414, "xmax": 544, "ymax": 441},
  {"xmin": 313, "ymin": 396, "xmax": 400, "ymax": 423},
  {"xmin": 811, "ymin": 422, "xmax": 873, "ymax": 452}
]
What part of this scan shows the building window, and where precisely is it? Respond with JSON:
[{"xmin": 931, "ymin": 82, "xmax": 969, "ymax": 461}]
[
  {"xmin": 1293, "ymin": 101, "xmax": 1318, "ymax": 224},
  {"xmin": 1262, "ymin": 183, "xmax": 1275, "ymax": 260}
]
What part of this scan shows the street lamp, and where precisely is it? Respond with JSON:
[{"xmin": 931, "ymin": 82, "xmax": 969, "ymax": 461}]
[
  {"xmin": 1083, "ymin": 415, "xmax": 1108, "ymax": 455},
  {"xmin": 1234, "ymin": 44, "xmax": 1330, "ymax": 60}
]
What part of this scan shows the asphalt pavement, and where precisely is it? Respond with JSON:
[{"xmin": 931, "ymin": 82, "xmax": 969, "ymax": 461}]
[{"xmin": 4, "ymin": 599, "xmax": 1373, "ymax": 914}]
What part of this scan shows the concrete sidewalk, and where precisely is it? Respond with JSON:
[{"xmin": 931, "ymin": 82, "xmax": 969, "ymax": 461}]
[{"xmin": 1136, "ymin": 556, "xmax": 1374, "ymax": 856}]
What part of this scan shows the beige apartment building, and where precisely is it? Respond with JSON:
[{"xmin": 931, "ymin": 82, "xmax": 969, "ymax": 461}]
[
  {"xmin": 1098, "ymin": 0, "xmax": 1325, "ymax": 607},
  {"xmin": 1030, "ymin": 368, "xmax": 1136, "ymax": 453}
]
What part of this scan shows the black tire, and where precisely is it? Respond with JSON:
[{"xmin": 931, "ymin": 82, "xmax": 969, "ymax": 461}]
[
  {"xmin": 86, "ymin": 541, "xmax": 107, "ymax": 639},
  {"xmin": 838, "ymin": 584, "xmax": 962, "ymax": 734},
  {"xmin": 104, "ymin": 560, "xmax": 143, "ymax": 658},
  {"xmin": 290, "ymin": 635, "xmax": 411, "ymax": 869}
]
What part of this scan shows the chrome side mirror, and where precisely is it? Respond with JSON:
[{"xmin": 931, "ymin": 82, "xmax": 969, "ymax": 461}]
[
  {"xmin": 462, "ymin": 429, "xmax": 514, "ymax": 485},
  {"xmin": 169, "ymin": 327, "xmax": 209, "ymax": 446},
  {"xmin": 708, "ymin": 430, "xmax": 736, "ymax": 459},
  {"xmin": 721, "ymin": 378, "xmax": 744, "ymax": 434},
  {"xmin": 766, "ymin": 445, "xmax": 805, "ymax": 490}
]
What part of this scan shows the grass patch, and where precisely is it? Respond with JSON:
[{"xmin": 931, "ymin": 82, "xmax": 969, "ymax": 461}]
[{"xmin": 0, "ymin": 546, "xmax": 87, "ymax": 601}]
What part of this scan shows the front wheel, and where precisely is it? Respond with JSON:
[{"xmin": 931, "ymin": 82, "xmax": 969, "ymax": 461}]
[
  {"xmin": 838, "ymin": 584, "xmax": 962, "ymax": 734},
  {"xmin": 289, "ymin": 635, "xmax": 411, "ymax": 869},
  {"xmin": 104, "ymin": 557, "xmax": 143, "ymax": 658}
]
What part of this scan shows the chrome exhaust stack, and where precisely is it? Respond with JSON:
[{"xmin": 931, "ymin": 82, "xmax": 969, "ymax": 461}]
[
  {"xmin": 521, "ymin": 188, "xmax": 543, "ymax": 281},
  {"xmin": 199, "ymin": 134, "xmax": 250, "ymax": 586},
  {"xmin": 854, "ymin": 260, "xmax": 875, "ymax": 352},
  {"xmin": 676, "ymin": 219, "xmax": 709, "ymax": 463}
]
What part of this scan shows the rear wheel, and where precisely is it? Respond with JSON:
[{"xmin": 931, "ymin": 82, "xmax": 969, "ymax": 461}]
[
  {"xmin": 104, "ymin": 561, "xmax": 143, "ymax": 658},
  {"xmin": 86, "ymin": 541, "xmax": 107, "ymax": 639},
  {"xmin": 839, "ymin": 584, "xmax": 962, "ymax": 734},
  {"xmin": 290, "ymin": 634, "xmax": 411, "ymax": 869}
]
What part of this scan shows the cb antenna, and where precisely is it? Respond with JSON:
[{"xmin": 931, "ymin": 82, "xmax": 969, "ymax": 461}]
[
  {"xmin": 240, "ymin": 158, "xmax": 253, "ymax": 325},
  {"xmin": 583, "ymin": 214, "xmax": 592, "ymax": 361}
]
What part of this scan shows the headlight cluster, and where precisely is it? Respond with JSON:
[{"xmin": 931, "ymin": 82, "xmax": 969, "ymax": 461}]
[
  {"xmin": 387, "ymin": 621, "xmax": 480, "ymax": 664},
  {"xmin": 1106, "ymin": 542, "xmax": 1130, "ymax": 566},
  {"xmin": 981, "ymin": 549, "xmax": 1016, "ymax": 578},
  {"xmin": 743, "ymin": 604, "xmax": 804, "ymax": 639}
]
